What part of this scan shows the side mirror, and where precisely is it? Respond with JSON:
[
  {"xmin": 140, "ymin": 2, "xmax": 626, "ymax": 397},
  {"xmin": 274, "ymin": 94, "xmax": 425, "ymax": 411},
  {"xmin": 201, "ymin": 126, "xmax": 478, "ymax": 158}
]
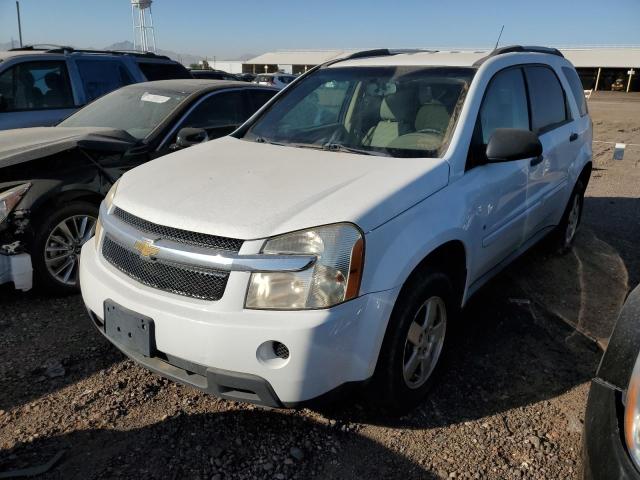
[
  {"xmin": 486, "ymin": 128, "xmax": 542, "ymax": 163},
  {"xmin": 0, "ymin": 94, "xmax": 7, "ymax": 111},
  {"xmin": 175, "ymin": 127, "xmax": 208, "ymax": 149}
]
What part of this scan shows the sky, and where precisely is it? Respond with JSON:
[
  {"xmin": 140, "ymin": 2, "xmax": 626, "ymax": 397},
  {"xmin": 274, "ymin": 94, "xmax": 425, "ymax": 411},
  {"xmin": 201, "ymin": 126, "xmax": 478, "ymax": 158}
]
[{"xmin": 1, "ymin": 0, "xmax": 639, "ymax": 60}]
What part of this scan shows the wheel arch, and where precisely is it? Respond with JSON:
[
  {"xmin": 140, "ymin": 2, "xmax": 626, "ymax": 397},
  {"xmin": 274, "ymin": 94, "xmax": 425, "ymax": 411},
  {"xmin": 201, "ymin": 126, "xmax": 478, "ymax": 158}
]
[
  {"xmin": 578, "ymin": 161, "xmax": 592, "ymax": 190},
  {"xmin": 396, "ymin": 239, "xmax": 468, "ymax": 310},
  {"xmin": 52, "ymin": 188, "xmax": 104, "ymax": 208}
]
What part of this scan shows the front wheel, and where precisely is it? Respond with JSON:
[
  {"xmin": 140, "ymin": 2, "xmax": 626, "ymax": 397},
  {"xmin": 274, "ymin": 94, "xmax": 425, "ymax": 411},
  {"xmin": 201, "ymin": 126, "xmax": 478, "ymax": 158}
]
[
  {"xmin": 32, "ymin": 201, "xmax": 98, "ymax": 294},
  {"xmin": 369, "ymin": 270, "xmax": 455, "ymax": 413}
]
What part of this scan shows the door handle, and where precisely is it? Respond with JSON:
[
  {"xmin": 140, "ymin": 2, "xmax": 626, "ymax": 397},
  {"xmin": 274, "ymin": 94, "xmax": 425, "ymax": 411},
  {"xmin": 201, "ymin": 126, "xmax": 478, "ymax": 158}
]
[
  {"xmin": 569, "ymin": 132, "xmax": 579, "ymax": 142},
  {"xmin": 530, "ymin": 155, "xmax": 543, "ymax": 167}
]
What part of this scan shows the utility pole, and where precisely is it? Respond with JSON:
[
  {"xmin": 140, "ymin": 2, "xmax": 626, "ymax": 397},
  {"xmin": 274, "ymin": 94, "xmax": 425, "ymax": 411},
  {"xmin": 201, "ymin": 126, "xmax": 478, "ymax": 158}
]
[{"xmin": 16, "ymin": 1, "xmax": 23, "ymax": 47}]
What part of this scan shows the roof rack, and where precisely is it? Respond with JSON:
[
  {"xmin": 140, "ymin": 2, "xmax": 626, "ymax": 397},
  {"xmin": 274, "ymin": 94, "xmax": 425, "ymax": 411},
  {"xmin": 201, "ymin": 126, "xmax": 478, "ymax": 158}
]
[
  {"xmin": 338, "ymin": 48, "xmax": 439, "ymax": 62},
  {"xmin": 9, "ymin": 44, "xmax": 73, "ymax": 51},
  {"xmin": 473, "ymin": 45, "xmax": 564, "ymax": 66},
  {"xmin": 8, "ymin": 45, "xmax": 171, "ymax": 60}
]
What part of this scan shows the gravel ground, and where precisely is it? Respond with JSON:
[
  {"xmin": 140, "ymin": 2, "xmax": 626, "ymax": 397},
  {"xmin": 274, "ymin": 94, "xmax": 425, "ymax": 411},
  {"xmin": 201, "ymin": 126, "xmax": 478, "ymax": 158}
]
[{"xmin": 0, "ymin": 94, "xmax": 638, "ymax": 480}]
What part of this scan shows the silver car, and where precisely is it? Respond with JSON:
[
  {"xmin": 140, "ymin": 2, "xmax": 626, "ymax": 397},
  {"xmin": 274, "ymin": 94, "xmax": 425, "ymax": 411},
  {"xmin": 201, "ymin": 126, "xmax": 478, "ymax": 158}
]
[{"xmin": 0, "ymin": 46, "xmax": 191, "ymax": 130}]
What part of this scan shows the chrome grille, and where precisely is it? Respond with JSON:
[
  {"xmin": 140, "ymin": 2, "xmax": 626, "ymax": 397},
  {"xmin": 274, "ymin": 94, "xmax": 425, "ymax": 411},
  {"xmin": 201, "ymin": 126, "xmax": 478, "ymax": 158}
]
[
  {"xmin": 102, "ymin": 236, "xmax": 228, "ymax": 301},
  {"xmin": 113, "ymin": 207, "xmax": 243, "ymax": 252}
]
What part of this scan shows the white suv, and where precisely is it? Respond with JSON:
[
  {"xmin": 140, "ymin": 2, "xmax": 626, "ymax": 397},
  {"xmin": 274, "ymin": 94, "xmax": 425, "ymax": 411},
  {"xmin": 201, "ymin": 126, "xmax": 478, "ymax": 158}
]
[
  {"xmin": 254, "ymin": 73, "xmax": 297, "ymax": 90},
  {"xmin": 80, "ymin": 46, "xmax": 592, "ymax": 411}
]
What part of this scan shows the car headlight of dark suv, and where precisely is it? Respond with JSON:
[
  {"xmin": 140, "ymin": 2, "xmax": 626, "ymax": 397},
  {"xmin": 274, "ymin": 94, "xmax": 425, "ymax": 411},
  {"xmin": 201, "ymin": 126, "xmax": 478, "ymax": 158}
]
[{"xmin": 0, "ymin": 183, "xmax": 31, "ymax": 225}]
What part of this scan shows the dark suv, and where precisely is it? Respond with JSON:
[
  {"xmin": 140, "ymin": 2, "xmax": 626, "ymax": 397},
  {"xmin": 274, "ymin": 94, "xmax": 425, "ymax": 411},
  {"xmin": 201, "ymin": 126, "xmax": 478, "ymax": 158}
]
[{"xmin": 0, "ymin": 45, "xmax": 191, "ymax": 130}]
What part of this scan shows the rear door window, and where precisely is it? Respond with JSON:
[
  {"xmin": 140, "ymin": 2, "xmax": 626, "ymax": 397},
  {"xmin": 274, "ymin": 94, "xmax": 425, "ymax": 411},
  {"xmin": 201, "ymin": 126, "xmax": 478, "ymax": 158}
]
[
  {"xmin": 76, "ymin": 59, "xmax": 134, "ymax": 102},
  {"xmin": 562, "ymin": 66, "xmax": 588, "ymax": 117},
  {"xmin": 0, "ymin": 60, "xmax": 74, "ymax": 111},
  {"xmin": 524, "ymin": 65, "xmax": 569, "ymax": 132},
  {"xmin": 138, "ymin": 61, "xmax": 191, "ymax": 81},
  {"xmin": 247, "ymin": 89, "xmax": 276, "ymax": 111}
]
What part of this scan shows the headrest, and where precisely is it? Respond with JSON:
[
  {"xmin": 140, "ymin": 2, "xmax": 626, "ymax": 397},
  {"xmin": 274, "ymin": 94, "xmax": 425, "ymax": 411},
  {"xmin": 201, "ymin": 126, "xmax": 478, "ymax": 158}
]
[
  {"xmin": 18, "ymin": 70, "xmax": 34, "ymax": 85},
  {"xmin": 379, "ymin": 89, "xmax": 415, "ymax": 122},
  {"xmin": 45, "ymin": 72, "xmax": 62, "ymax": 89}
]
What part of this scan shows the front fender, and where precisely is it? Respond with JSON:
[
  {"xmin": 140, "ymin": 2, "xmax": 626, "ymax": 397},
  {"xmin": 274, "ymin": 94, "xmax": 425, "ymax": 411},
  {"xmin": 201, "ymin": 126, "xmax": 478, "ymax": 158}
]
[{"xmin": 361, "ymin": 187, "xmax": 469, "ymax": 297}]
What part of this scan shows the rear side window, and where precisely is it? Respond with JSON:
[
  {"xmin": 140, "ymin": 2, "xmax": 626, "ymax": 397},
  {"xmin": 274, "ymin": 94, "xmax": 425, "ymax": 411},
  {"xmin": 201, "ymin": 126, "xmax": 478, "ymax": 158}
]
[
  {"xmin": 477, "ymin": 68, "xmax": 529, "ymax": 145},
  {"xmin": 191, "ymin": 71, "xmax": 224, "ymax": 80},
  {"xmin": 524, "ymin": 66, "xmax": 569, "ymax": 132},
  {"xmin": 562, "ymin": 66, "xmax": 588, "ymax": 117},
  {"xmin": 247, "ymin": 89, "xmax": 276, "ymax": 110},
  {"xmin": 0, "ymin": 60, "xmax": 74, "ymax": 111},
  {"xmin": 76, "ymin": 59, "xmax": 134, "ymax": 102},
  {"xmin": 138, "ymin": 61, "xmax": 191, "ymax": 81}
]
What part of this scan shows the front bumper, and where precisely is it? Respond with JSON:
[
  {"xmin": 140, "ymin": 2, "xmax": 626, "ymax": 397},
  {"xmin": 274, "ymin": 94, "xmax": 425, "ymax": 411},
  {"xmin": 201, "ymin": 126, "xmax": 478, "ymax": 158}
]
[
  {"xmin": 0, "ymin": 252, "xmax": 32, "ymax": 291},
  {"xmin": 583, "ymin": 380, "xmax": 640, "ymax": 479},
  {"xmin": 80, "ymin": 238, "xmax": 399, "ymax": 405}
]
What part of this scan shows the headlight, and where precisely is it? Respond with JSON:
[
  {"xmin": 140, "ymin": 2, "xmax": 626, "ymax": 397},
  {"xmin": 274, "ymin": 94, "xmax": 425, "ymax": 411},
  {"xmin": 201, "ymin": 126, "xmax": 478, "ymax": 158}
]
[
  {"xmin": 0, "ymin": 183, "xmax": 31, "ymax": 224},
  {"xmin": 245, "ymin": 223, "xmax": 364, "ymax": 310},
  {"xmin": 94, "ymin": 179, "xmax": 119, "ymax": 251},
  {"xmin": 104, "ymin": 179, "xmax": 120, "ymax": 211},
  {"xmin": 625, "ymin": 353, "xmax": 640, "ymax": 469}
]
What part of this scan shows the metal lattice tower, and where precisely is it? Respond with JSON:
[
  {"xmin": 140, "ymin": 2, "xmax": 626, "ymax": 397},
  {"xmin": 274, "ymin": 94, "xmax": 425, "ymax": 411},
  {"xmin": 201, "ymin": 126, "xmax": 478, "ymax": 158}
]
[{"xmin": 131, "ymin": 0, "xmax": 156, "ymax": 53}]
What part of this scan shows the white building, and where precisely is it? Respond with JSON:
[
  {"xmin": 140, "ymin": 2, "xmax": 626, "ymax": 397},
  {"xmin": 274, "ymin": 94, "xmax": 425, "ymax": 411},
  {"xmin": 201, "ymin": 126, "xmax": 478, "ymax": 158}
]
[{"xmin": 244, "ymin": 47, "xmax": 640, "ymax": 92}]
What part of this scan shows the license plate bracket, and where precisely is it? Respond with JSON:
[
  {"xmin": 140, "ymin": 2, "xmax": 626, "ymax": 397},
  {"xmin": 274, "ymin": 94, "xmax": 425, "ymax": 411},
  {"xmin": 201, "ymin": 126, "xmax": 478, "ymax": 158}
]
[{"xmin": 104, "ymin": 299, "xmax": 156, "ymax": 357}]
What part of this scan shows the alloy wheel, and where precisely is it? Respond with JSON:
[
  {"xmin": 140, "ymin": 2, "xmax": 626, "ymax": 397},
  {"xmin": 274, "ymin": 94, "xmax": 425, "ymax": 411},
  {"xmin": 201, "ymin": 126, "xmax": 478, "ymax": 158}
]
[
  {"xmin": 402, "ymin": 296, "xmax": 447, "ymax": 389},
  {"xmin": 44, "ymin": 215, "xmax": 97, "ymax": 286}
]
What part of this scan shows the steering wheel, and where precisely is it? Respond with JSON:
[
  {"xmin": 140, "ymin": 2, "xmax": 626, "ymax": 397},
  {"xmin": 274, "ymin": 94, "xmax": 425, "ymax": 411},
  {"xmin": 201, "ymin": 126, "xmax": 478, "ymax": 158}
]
[{"xmin": 416, "ymin": 128, "xmax": 443, "ymax": 135}]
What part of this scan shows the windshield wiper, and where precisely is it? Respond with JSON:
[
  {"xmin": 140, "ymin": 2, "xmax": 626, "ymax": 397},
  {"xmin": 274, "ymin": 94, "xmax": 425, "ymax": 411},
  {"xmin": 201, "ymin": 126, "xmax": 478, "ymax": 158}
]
[
  {"xmin": 323, "ymin": 143, "xmax": 390, "ymax": 157},
  {"xmin": 254, "ymin": 137, "xmax": 284, "ymax": 146},
  {"xmin": 254, "ymin": 137, "xmax": 325, "ymax": 150}
]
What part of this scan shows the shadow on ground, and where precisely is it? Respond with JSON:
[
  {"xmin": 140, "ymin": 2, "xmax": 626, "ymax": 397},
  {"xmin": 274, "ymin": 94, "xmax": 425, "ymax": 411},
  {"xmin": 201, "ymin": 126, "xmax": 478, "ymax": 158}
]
[
  {"xmin": 0, "ymin": 286, "xmax": 121, "ymax": 412},
  {"xmin": 0, "ymin": 409, "xmax": 433, "ymax": 480},
  {"xmin": 319, "ymin": 267, "xmax": 601, "ymax": 429}
]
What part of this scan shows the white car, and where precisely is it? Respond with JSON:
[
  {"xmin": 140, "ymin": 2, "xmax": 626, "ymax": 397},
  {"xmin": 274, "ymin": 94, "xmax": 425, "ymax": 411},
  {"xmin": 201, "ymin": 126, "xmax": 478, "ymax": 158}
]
[
  {"xmin": 254, "ymin": 73, "xmax": 296, "ymax": 90},
  {"xmin": 80, "ymin": 46, "xmax": 592, "ymax": 411}
]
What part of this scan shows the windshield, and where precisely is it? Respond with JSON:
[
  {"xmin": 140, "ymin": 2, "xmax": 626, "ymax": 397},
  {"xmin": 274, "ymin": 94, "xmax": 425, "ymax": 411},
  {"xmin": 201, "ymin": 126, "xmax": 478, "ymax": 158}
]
[
  {"xmin": 59, "ymin": 85, "xmax": 189, "ymax": 139},
  {"xmin": 244, "ymin": 66, "xmax": 475, "ymax": 158}
]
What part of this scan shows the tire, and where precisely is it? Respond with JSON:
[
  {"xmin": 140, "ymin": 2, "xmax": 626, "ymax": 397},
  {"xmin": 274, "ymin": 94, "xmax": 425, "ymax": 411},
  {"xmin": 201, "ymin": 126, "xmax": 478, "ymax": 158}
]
[
  {"xmin": 32, "ymin": 201, "xmax": 99, "ymax": 295},
  {"xmin": 368, "ymin": 269, "xmax": 456, "ymax": 414},
  {"xmin": 548, "ymin": 179, "xmax": 585, "ymax": 254}
]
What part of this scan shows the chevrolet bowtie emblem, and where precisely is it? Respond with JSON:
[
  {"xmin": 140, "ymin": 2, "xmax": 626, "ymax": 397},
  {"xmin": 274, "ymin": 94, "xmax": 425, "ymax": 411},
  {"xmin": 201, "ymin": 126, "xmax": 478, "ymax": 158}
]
[{"xmin": 134, "ymin": 239, "xmax": 160, "ymax": 258}]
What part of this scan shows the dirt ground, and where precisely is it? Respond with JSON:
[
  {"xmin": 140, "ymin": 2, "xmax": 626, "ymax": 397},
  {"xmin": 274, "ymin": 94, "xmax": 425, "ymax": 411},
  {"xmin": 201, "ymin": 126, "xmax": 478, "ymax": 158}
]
[{"xmin": 0, "ymin": 94, "xmax": 638, "ymax": 480}]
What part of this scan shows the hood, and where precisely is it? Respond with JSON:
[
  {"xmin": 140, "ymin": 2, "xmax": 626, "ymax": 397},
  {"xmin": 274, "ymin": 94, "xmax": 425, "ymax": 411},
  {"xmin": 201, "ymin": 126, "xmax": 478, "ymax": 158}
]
[
  {"xmin": 114, "ymin": 136, "xmax": 449, "ymax": 240},
  {"xmin": 0, "ymin": 127, "xmax": 137, "ymax": 168}
]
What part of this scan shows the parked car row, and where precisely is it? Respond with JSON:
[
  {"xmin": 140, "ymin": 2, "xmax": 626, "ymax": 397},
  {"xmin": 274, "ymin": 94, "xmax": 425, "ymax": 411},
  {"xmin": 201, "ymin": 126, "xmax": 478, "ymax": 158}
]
[
  {"xmin": 1, "ymin": 45, "xmax": 596, "ymax": 424},
  {"xmin": 190, "ymin": 70, "xmax": 298, "ymax": 90},
  {"xmin": 190, "ymin": 69, "xmax": 256, "ymax": 82},
  {"xmin": 0, "ymin": 44, "xmax": 295, "ymax": 133},
  {"xmin": 0, "ymin": 79, "xmax": 277, "ymax": 292},
  {"xmin": 253, "ymin": 72, "xmax": 297, "ymax": 89}
]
